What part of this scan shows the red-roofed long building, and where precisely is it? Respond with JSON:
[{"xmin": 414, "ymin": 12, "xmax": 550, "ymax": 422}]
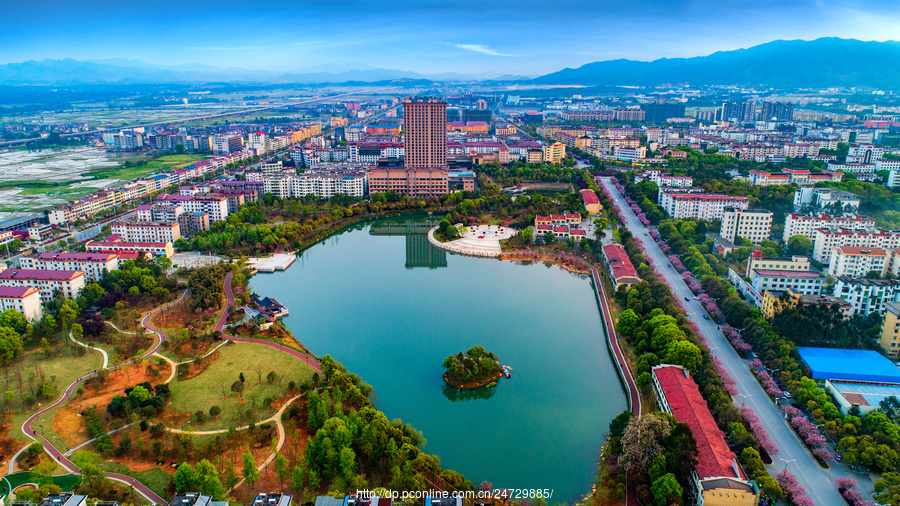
[
  {"xmin": 602, "ymin": 244, "xmax": 641, "ymax": 291},
  {"xmin": 652, "ymin": 365, "xmax": 760, "ymax": 505},
  {"xmin": 580, "ymin": 189, "xmax": 601, "ymax": 215},
  {"xmin": 19, "ymin": 252, "xmax": 119, "ymax": 283},
  {"xmin": 0, "ymin": 286, "xmax": 42, "ymax": 321}
]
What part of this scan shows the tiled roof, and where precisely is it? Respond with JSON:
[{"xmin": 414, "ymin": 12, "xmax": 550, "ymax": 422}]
[
  {"xmin": 0, "ymin": 269, "xmax": 83, "ymax": 281},
  {"xmin": 0, "ymin": 286, "xmax": 39, "ymax": 298},
  {"xmin": 603, "ymin": 244, "xmax": 638, "ymax": 280},
  {"xmin": 654, "ymin": 366, "xmax": 743, "ymax": 480}
]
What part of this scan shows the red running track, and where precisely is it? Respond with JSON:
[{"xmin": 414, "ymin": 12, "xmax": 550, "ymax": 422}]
[
  {"xmin": 215, "ymin": 272, "xmax": 321, "ymax": 372},
  {"xmin": 18, "ymin": 290, "xmax": 191, "ymax": 505}
]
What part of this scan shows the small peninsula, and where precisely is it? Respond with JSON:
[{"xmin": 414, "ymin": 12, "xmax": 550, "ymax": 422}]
[{"xmin": 443, "ymin": 346, "xmax": 505, "ymax": 389}]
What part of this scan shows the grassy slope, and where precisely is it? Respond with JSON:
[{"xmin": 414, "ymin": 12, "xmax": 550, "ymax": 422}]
[
  {"xmin": 5, "ymin": 347, "xmax": 104, "ymax": 443},
  {"xmin": 167, "ymin": 342, "xmax": 315, "ymax": 431}
]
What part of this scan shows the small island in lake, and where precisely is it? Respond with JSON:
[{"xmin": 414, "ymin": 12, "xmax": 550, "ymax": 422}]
[{"xmin": 442, "ymin": 346, "xmax": 506, "ymax": 389}]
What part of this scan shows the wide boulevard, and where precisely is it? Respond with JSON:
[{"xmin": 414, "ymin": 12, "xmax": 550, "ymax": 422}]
[{"xmin": 599, "ymin": 176, "xmax": 870, "ymax": 505}]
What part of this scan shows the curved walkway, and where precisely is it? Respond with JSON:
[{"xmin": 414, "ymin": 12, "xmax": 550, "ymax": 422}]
[
  {"xmin": 17, "ymin": 289, "xmax": 190, "ymax": 505},
  {"xmin": 166, "ymin": 394, "xmax": 301, "ymax": 436},
  {"xmin": 69, "ymin": 333, "xmax": 109, "ymax": 369},
  {"xmin": 428, "ymin": 227, "xmax": 505, "ymax": 257},
  {"xmin": 214, "ymin": 272, "xmax": 321, "ymax": 372}
]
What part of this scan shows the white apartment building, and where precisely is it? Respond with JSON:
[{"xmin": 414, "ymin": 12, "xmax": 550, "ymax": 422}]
[
  {"xmin": 747, "ymin": 255, "xmax": 811, "ymax": 276},
  {"xmin": 248, "ymin": 132, "xmax": 269, "ymax": 154},
  {"xmin": 750, "ymin": 269, "xmax": 823, "ymax": 296},
  {"xmin": 183, "ymin": 195, "xmax": 229, "ymax": 222},
  {"xmin": 19, "ymin": 252, "xmax": 119, "ymax": 283},
  {"xmin": 211, "ymin": 134, "xmax": 242, "ymax": 155},
  {"xmin": 136, "ymin": 202, "xmax": 184, "ymax": 222},
  {"xmin": 658, "ymin": 187, "xmax": 706, "ymax": 206},
  {"xmin": 827, "ymin": 246, "xmax": 890, "ymax": 278},
  {"xmin": 0, "ymin": 286, "xmax": 42, "ymax": 321},
  {"xmin": 111, "ymin": 221, "xmax": 181, "ymax": 244},
  {"xmin": 783, "ymin": 213, "xmax": 877, "ymax": 242},
  {"xmin": 720, "ymin": 208, "xmax": 773, "ymax": 245},
  {"xmin": 0, "ymin": 269, "xmax": 85, "ymax": 302},
  {"xmin": 793, "ymin": 188, "xmax": 861, "ymax": 213},
  {"xmin": 263, "ymin": 170, "xmax": 368, "ymax": 199},
  {"xmin": 812, "ymin": 228, "xmax": 900, "ymax": 263},
  {"xmin": 665, "ymin": 194, "xmax": 749, "ymax": 221},
  {"xmin": 834, "ymin": 277, "xmax": 900, "ymax": 317}
]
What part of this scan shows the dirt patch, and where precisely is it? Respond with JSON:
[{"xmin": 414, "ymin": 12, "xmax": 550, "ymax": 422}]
[
  {"xmin": 0, "ymin": 423, "xmax": 25, "ymax": 471},
  {"xmin": 51, "ymin": 361, "xmax": 170, "ymax": 449}
]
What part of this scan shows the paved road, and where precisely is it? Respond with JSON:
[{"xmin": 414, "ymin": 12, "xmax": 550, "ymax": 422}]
[
  {"xmin": 598, "ymin": 177, "xmax": 860, "ymax": 504},
  {"xmin": 16, "ymin": 290, "xmax": 190, "ymax": 505},
  {"xmin": 215, "ymin": 272, "xmax": 321, "ymax": 372}
]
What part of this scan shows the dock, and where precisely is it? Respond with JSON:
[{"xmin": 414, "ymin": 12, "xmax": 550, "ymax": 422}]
[{"xmin": 247, "ymin": 253, "xmax": 296, "ymax": 272}]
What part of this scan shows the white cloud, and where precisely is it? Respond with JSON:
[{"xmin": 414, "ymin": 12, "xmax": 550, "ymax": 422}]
[{"xmin": 446, "ymin": 43, "xmax": 518, "ymax": 57}]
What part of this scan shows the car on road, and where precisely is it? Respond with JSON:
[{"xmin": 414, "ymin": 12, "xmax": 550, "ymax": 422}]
[
  {"xmin": 835, "ymin": 454, "xmax": 842, "ymax": 461},
  {"xmin": 703, "ymin": 314, "xmax": 709, "ymax": 320},
  {"xmin": 685, "ymin": 297, "xmax": 690, "ymax": 301}
]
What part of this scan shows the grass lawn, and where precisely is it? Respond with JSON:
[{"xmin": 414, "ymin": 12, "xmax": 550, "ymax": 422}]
[
  {"xmin": 88, "ymin": 154, "xmax": 204, "ymax": 181},
  {"xmin": 96, "ymin": 461, "xmax": 170, "ymax": 501},
  {"xmin": 168, "ymin": 342, "xmax": 315, "ymax": 431},
  {"xmin": 5, "ymin": 347, "xmax": 104, "ymax": 443}
]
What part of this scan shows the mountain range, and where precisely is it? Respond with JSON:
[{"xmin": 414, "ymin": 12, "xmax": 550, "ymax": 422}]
[
  {"xmin": 0, "ymin": 38, "xmax": 897, "ymax": 89},
  {"xmin": 534, "ymin": 38, "xmax": 900, "ymax": 89}
]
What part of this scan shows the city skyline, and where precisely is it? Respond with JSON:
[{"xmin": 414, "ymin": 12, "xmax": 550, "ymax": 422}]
[{"xmin": 2, "ymin": 0, "xmax": 900, "ymax": 76}]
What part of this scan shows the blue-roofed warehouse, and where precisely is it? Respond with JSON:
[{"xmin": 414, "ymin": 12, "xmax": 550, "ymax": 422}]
[{"xmin": 798, "ymin": 347, "xmax": 900, "ymax": 383}]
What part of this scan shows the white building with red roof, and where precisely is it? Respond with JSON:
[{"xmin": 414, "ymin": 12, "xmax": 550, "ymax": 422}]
[
  {"xmin": 652, "ymin": 365, "xmax": 759, "ymax": 505},
  {"xmin": 0, "ymin": 269, "xmax": 85, "ymax": 302},
  {"xmin": 19, "ymin": 252, "xmax": 119, "ymax": 283},
  {"xmin": 0, "ymin": 286, "xmax": 42, "ymax": 321}
]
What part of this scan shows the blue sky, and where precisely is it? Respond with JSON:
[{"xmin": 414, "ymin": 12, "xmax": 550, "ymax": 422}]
[{"xmin": 2, "ymin": 0, "xmax": 899, "ymax": 75}]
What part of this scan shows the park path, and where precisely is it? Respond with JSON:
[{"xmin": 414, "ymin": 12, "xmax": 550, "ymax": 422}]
[
  {"xmin": 15, "ymin": 289, "xmax": 190, "ymax": 505},
  {"xmin": 215, "ymin": 272, "xmax": 321, "ymax": 372}
]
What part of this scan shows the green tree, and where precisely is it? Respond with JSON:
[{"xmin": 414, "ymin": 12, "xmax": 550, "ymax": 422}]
[
  {"xmin": 128, "ymin": 385, "xmax": 152, "ymax": 404},
  {"xmin": 787, "ymin": 235, "xmax": 813, "ymax": 257},
  {"xmin": 650, "ymin": 473, "xmax": 683, "ymax": 506},
  {"xmin": 173, "ymin": 463, "xmax": 199, "ymax": 492},
  {"xmin": 664, "ymin": 340, "xmax": 702, "ymax": 371},
  {"xmin": 616, "ymin": 309, "xmax": 640, "ymax": 337},
  {"xmin": 275, "ymin": 454, "xmax": 289, "ymax": 492},
  {"xmin": 242, "ymin": 451, "xmax": 259, "ymax": 490}
]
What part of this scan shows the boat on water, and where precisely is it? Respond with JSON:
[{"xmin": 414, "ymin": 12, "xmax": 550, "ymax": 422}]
[{"xmin": 502, "ymin": 365, "xmax": 512, "ymax": 378}]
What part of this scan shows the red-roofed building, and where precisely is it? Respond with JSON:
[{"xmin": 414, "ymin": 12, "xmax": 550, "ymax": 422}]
[
  {"xmin": 652, "ymin": 365, "xmax": 760, "ymax": 505},
  {"xmin": 0, "ymin": 269, "xmax": 85, "ymax": 302},
  {"xmin": 602, "ymin": 244, "xmax": 640, "ymax": 291},
  {"xmin": 580, "ymin": 189, "xmax": 602, "ymax": 215},
  {"xmin": 0, "ymin": 286, "xmax": 42, "ymax": 321}
]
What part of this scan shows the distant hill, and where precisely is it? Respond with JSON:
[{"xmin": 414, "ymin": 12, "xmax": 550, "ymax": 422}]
[
  {"xmin": 0, "ymin": 59, "xmax": 498, "ymax": 85},
  {"xmin": 533, "ymin": 38, "xmax": 900, "ymax": 89}
]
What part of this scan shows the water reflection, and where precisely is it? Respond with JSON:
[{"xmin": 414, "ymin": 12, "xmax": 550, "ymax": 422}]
[
  {"xmin": 369, "ymin": 218, "xmax": 447, "ymax": 269},
  {"xmin": 442, "ymin": 383, "xmax": 498, "ymax": 402}
]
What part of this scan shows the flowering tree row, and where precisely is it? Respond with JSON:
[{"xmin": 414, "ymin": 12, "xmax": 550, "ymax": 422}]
[
  {"xmin": 749, "ymin": 359, "xmax": 784, "ymax": 397},
  {"xmin": 697, "ymin": 294, "xmax": 724, "ymax": 321},
  {"xmin": 721, "ymin": 324, "xmax": 753, "ymax": 352},
  {"xmin": 668, "ymin": 255, "xmax": 686, "ymax": 272},
  {"xmin": 713, "ymin": 356, "xmax": 738, "ymax": 395},
  {"xmin": 836, "ymin": 477, "xmax": 876, "ymax": 506},
  {"xmin": 776, "ymin": 470, "xmax": 814, "ymax": 506},
  {"xmin": 739, "ymin": 405, "xmax": 778, "ymax": 456}
]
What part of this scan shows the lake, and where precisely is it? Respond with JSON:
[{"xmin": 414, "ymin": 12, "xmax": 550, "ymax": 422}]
[{"xmin": 249, "ymin": 218, "xmax": 627, "ymax": 502}]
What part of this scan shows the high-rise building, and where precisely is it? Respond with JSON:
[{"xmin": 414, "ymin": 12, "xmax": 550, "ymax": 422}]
[
  {"xmin": 720, "ymin": 101, "xmax": 756, "ymax": 123},
  {"xmin": 403, "ymin": 98, "xmax": 447, "ymax": 168},
  {"xmin": 642, "ymin": 103, "xmax": 686, "ymax": 123},
  {"xmin": 211, "ymin": 134, "xmax": 242, "ymax": 155},
  {"xmin": 759, "ymin": 101, "xmax": 794, "ymax": 121}
]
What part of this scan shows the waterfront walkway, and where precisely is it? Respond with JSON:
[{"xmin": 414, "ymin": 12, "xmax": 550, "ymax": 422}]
[{"xmin": 427, "ymin": 225, "xmax": 515, "ymax": 257}]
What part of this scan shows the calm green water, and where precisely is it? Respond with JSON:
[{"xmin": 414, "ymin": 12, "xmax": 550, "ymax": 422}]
[{"xmin": 249, "ymin": 218, "xmax": 627, "ymax": 502}]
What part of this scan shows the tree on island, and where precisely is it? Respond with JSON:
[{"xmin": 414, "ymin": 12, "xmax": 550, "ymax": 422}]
[{"xmin": 443, "ymin": 346, "xmax": 502, "ymax": 388}]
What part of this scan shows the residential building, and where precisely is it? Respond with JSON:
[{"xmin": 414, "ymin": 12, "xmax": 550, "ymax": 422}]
[
  {"xmin": 263, "ymin": 170, "xmax": 368, "ymax": 199},
  {"xmin": 653, "ymin": 174, "xmax": 692, "ymax": 188},
  {"xmin": 613, "ymin": 146, "xmax": 646, "ymax": 163},
  {"xmin": 38, "ymin": 493, "xmax": 88, "ymax": 506},
  {"xmin": 0, "ymin": 269, "xmax": 85, "ymax": 302},
  {"xmin": 759, "ymin": 101, "xmax": 794, "ymax": 121},
  {"xmin": 652, "ymin": 365, "xmax": 759, "ymax": 506},
  {"xmin": 136, "ymin": 202, "xmax": 184, "ymax": 223},
  {"xmin": 747, "ymin": 254, "xmax": 812, "ymax": 276},
  {"xmin": 834, "ymin": 277, "xmax": 900, "ymax": 317},
  {"xmin": 111, "ymin": 221, "xmax": 181, "ymax": 244},
  {"xmin": 791, "ymin": 292, "xmax": 854, "ymax": 319},
  {"xmin": 665, "ymin": 194, "xmax": 749, "ymax": 220},
  {"xmin": 793, "ymin": 187, "xmax": 860, "ymax": 213},
  {"xmin": 0, "ymin": 286, "xmax": 42, "ymax": 320},
  {"xmin": 211, "ymin": 134, "xmax": 242, "ymax": 155},
  {"xmin": 86, "ymin": 240, "xmax": 174, "ymax": 258},
  {"xmin": 542, "ymin": 141, "xmax": 566, "ymax": 163},
  {"xmin": 252, "ymin": 493, "xmax": 291, "ymax": 506},
  {"xmin": 812, "ymin": 228, "xmax": 900, "ymax": 263},
  {"xmin": 881, "ymin": 301, "xmax": 900, "ymax": 354},
  {"xmin": 602, "ymin": 244, "xmax": 641, "ymax": 291},
  {"xmin": 19, "ymin": 252, "xmax": 119, "ymax": 283},
  {"xmin": 178, "ymin": 212, "xmax": 211, "ymax": 236},
  {"xmin": 657, "ymin": 186, "xmax": 706, "ymax": 206},
  {"xmin": 403, "ymin": 98, "xmax": 447, "ymax": 168},
  {"xmin": 168, "ymin": 493, "xmax": 211, "ymax": 506},
  {"xmin": 750, "ymin": 268, "xmax": 823, "ymax": 296},
  {"xmin": 847, "ymin": 145, "xmax": 884, "ymax": 164},
  {"xmin": 782, "ymin": 213, "xmax": 876, "ymax": 242},
  {"xmin": 447, "ymin": 172, "xmax": 475, "ymax": 192},
  {"xmin": 827, "ymin": 246, "xmax": 889, "ymax": 277},
  {"xmin": 719, "ymin": 208, "xmax": 773, "ymax": 245}
]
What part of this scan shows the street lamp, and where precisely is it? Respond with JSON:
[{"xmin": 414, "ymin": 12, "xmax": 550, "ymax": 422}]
[
  {"xmin": 734, "ymin": 393, "xmax": 752, "ymax": 406},
  {"xmin": 778, "ymin": 457, "xmax": 796, "ymax": 471}
]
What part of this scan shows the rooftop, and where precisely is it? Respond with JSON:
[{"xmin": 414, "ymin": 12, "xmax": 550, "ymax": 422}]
[
  {"xmin": 798, "ymin": 347, "xmax": 900, "ymax": 383},
  {"xmin": 0, "ymin": 269, "xmax": 83, "ymax": 281},
  {"xmin": 603, "ymin": 244, "xmax": 639, "ymax": 280},
  {"xmin": 0, "ymin": 286, "xmax": 39, "ymax": 298},
  {"xmin": 752, "ymin": 269, "xmax": 821, "ymax": 278},
  {"xmin": 833, "ymin": 246, "xmax": 888, "ymax": 256},
  {"xmin": 654, "ymin": 366, "xmax": 744, "ymax": 480},
  {"xmin": 36, "ymin": 252, "xmax": 117, "ymax": 262},
  {"xmin": 829, "ymin": 380, "xmax": 900, "ymax": 408}
]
